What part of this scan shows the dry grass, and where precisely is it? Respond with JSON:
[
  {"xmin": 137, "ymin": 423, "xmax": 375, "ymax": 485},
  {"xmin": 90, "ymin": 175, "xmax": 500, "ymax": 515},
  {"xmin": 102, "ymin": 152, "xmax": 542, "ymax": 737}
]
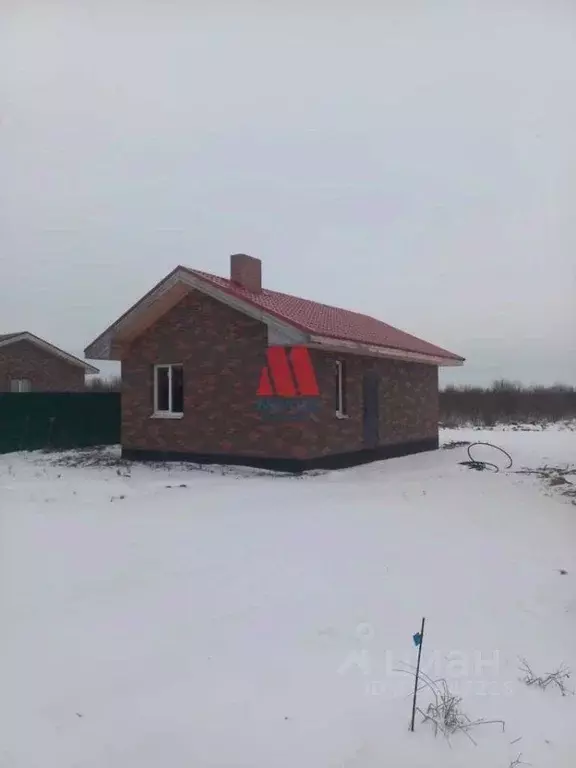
[
  {"xmin": 518, "ymin": 658, "xmax": 573, "ymax": 696},
  {"xmin": 396, "ymin": 666, "xmax": 505, "ymax": 746}
]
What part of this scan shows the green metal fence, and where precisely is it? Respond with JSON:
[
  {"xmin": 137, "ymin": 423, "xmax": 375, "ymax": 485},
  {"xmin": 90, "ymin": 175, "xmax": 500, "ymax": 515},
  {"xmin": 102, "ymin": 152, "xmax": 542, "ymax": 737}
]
[{"xmin": 0, "ymin": 393, "xmax": 121, "ymax": 454}]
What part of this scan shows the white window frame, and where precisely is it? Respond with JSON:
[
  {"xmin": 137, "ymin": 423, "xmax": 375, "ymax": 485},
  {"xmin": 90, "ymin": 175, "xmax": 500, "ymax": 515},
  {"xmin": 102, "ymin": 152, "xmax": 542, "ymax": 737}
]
[
  {"xmin": 10, "ymin": 378, "xmax": 31, "ymax": 393},
  {"xmin": 153, "ymin": 364, "xmax": 184, "ymax": 418},
  {"xmin": 335, "ymin": 360, "xmax": 348, "ymax": 418}
]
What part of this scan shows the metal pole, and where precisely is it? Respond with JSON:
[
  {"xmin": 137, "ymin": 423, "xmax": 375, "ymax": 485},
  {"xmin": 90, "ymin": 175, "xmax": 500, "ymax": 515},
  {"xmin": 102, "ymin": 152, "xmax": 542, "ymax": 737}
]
[{"xmin": 410, "ymin": 617, "xmax": 426, "ymax": 732}]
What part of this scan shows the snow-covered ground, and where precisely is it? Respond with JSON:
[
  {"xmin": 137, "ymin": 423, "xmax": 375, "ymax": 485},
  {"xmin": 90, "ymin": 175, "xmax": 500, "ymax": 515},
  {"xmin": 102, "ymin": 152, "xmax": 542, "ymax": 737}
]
[{"xmin": 1, "ymin": 427, "xmax": 575, "ymax": 768}]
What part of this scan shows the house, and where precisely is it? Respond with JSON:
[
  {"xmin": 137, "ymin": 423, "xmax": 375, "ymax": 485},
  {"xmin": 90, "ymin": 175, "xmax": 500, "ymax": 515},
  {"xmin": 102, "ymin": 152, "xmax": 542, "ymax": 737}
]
[
  {"xmin": 0, "ymin": 332, "xmax": 99, "ymax": 392},
  {"xmin": 84, "ymin": 254, "xmax": 464, "ymax": 472}
]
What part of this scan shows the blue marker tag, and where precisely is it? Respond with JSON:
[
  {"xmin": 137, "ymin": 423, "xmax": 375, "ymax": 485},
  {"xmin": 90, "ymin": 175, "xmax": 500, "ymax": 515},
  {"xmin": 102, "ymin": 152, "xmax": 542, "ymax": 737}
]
[{"xmin": 413, "ymin": 632, "xmax": 422, "ymax": 647}]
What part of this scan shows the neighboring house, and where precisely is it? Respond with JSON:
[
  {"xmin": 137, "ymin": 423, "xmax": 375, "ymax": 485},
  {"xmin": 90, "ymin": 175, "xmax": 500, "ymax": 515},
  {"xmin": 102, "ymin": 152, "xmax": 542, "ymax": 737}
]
[
  {"xmin": 85, "ymin": 254, "xmax": 464, "ymax": 471},
  {"xmin": 0, "ymin": 332, "xmax": 99, "ymax": 392}
]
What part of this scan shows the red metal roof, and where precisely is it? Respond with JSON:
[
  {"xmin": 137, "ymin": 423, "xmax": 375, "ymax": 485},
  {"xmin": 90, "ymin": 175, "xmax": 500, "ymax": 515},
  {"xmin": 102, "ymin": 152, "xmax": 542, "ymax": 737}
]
[{"xmin": 188, "ymin": 268, "xmax": 463, "ymax": 362}]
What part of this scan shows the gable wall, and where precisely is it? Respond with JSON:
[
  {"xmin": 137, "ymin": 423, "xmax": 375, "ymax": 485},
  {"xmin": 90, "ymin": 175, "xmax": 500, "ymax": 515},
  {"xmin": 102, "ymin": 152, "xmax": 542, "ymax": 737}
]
[{"xmin": 0, "ymin": 340, "xmax": 86, "ymax": 392}]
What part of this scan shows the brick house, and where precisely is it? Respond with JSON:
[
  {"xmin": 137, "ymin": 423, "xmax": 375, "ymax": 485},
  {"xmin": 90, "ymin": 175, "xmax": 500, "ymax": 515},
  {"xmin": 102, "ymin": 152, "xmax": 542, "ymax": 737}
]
[
  {"xmin": 85, "ymin": 255, "xmax": 463, "ymax": 472},
  {"xmin": 0, "ymin": 332, "xmax": 98, "ymax": 392}
]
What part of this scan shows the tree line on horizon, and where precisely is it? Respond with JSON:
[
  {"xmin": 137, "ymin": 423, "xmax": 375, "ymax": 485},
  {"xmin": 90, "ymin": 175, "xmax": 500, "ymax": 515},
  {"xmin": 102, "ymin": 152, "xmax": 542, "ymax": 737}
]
[{"xmin": 440, "ymin": 379, "xmax": 576, "ymax": 426}]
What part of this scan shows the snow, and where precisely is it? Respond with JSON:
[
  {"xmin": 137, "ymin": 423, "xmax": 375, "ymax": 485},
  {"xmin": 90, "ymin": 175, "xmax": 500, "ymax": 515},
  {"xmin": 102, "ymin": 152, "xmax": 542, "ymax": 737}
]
[{"xmin": 1, "ymin": 427, "xmax": 575, "ymax": 767}]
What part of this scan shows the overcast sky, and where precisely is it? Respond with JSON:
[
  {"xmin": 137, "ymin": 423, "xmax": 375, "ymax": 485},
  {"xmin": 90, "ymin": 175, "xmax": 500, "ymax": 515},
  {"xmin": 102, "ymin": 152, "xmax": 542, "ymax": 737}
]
[{"xmin": 2, "ymin": 1, "xmax": 575, "ymax": 385}]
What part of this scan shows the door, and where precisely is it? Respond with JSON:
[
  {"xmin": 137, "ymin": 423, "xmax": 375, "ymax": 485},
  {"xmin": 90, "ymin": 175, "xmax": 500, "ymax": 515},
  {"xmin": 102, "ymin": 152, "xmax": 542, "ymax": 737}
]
[{"xmin": 362, "ymin": 371, "xmax": 380, "ymax": 448}]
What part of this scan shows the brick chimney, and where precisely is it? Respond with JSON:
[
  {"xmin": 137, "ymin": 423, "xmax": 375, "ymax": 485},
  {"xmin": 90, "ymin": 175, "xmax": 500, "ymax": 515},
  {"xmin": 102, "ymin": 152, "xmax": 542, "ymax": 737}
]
[{"xmin": 230, "ymin": 253, "xmax": 262, "ymax": 293}]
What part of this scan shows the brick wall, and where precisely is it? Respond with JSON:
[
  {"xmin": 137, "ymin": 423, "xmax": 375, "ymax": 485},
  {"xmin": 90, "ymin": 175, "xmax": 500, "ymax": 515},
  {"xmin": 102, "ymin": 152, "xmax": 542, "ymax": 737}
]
[
  {"xmin": 0, "ymin": 341, "xmax": 86, "ymax": 392},
  {"xmin": 306, "ymin": 351, "xmax": 438, "ymax": 457},
  {"xmin": 122, "ymin": 289, "xmax": 438, "ymax": 460}
]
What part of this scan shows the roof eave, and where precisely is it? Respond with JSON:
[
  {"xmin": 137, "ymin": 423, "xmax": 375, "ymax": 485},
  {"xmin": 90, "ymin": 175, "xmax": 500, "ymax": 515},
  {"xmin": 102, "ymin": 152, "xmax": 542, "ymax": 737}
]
[{"xmin": 308, "ymin": 335, "xmax": 465, "ymax": 366}]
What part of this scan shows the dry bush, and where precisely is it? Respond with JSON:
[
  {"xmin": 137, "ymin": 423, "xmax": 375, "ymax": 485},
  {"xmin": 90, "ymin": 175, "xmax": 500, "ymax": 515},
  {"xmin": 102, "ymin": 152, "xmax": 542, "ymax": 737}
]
[{"xmin": 518, "ymin": 658, "xmax": 573, "ymax": 696}]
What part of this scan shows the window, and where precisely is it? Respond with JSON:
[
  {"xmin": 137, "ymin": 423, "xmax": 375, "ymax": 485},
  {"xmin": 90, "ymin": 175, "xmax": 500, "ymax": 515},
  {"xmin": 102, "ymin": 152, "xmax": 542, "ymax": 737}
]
[
  {"xmin": 335, "ymin": 360, "xmax": 347, "ymax": 417},
  {"xmin": 10, "ymin": 378, "xmax": 31, "ymax": 393},
  {"xmin": 153, "ymin": 364, "xmax": 183, "ymax": 417}
]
